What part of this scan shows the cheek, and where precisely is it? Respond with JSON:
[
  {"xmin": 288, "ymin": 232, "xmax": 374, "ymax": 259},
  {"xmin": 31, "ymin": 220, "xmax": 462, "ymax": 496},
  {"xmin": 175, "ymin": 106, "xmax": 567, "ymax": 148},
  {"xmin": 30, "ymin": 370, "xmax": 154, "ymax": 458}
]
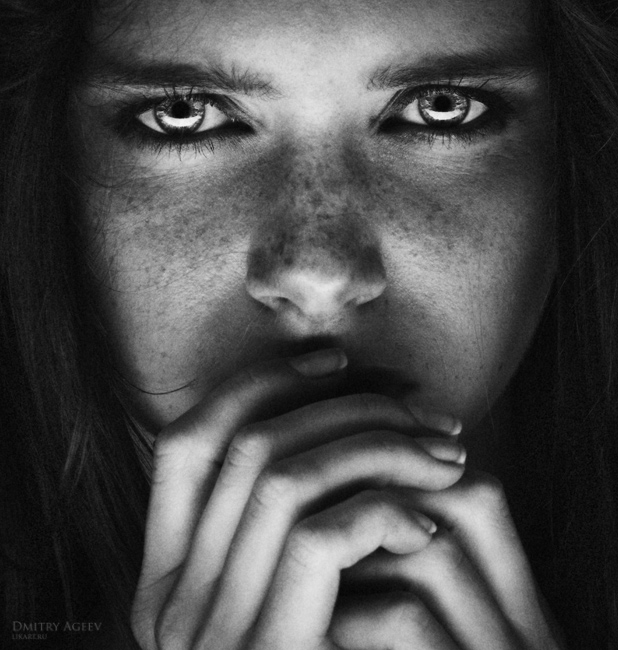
[
  {"xmin": 379, "ymin": 141, "xmax": 555, "ymax": 419},
  {"xmin": 85, "ymin": 169, "xmax": 252, "ymax": 292},
  {"xmin": 79, "ymin": 129, "xmax": 555, "ymax": 429},
  {"xmin": 383, "ymin": 133, "xmax": 554, "ymax": 291},
  {"xmin": 81, "ymin": 162, "xmax": 260, "ymax": 410}
]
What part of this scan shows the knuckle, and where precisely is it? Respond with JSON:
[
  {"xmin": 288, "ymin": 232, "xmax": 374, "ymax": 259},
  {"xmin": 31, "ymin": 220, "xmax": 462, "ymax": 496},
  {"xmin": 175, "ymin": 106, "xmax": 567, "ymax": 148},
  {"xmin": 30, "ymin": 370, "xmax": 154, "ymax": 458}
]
[
  {"xmin": 362, "ymin": 489, "xmax": 403, "ymax": 520},
  {"xmin": 382, "ymin": 592, "xmax": 431, "ymax": 636},
  {"xmin": 358, "ymin": 487, "xmax": 387, "ymax": 507},
  {"xmin": 130, "ymin": 608, "xmax": 153, "ymax": 650},
  {"xmin": 152, "ymin": 424, "xmax": 209, "ymax": 481},
  {"xmin": 285, "ymin": 519, "xmax": 329, "ymax": 570},
  {"xmin": 463, "ymin": 471, "xmax": 508, "ymax": 517},
  {"xmin": 153, "ymin": 615, "xmax": 186, "ymax": 650},
  {"xmin": 225, "ymin": 426, "xmax": 272, "ymax": 471},
  {"xmin": 350, "ymin": 488, "xmax": 401, "ymax": 527},
  {"xmin": 229, "ymin": 363, "xmax": 272, "ymax": 396},
  {"xmin": 153, "ymin": 425, "xmax": 194, "ymax": 460},
  {"xmin": 432, "ymin": 531, "xmax": 468, "ymax": 575},
  {"xmin": 348, "ymin": 392, "xmax": 398, "ymax": 417},
  {"xmin": 252, "ymin": 461, "xmax": 297, "ymax": 510},
  {"xmin": 131, "ymin": 599, "xmax": 189, "ymax": 650}
]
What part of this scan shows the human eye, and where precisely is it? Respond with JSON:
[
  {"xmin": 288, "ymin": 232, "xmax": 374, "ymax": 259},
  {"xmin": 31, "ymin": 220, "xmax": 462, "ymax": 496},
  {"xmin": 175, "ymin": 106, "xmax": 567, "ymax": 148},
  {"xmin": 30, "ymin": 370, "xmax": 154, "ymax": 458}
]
[
  {"xmin": 115, "ymin": 89, "xmax": 252, "ymax": 155},
  {"xmin": 137, "ymin": 93, "xmax": 230, "ymax": 135},
  {"xmin": 381, "ymin": 84, "xmax": 513, "ymax": 145},
  {"xmin": 400, "ymin": 87, "xmax": 487, "ymax": 127}
]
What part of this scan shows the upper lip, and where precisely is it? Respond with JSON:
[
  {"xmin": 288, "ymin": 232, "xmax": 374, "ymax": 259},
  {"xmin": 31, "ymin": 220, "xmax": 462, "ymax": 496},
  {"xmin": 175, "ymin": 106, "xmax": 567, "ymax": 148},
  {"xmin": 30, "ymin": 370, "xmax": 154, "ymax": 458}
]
[{"xmin": 280, "ymin": 336, "xmax": 342, "ymax": 356}]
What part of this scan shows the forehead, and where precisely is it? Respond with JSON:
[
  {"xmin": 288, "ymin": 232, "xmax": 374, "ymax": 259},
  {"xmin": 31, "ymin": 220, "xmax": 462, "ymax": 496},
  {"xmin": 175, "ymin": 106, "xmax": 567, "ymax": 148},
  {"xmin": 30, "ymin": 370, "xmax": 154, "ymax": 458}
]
[{"xmin": 90, "ymin": 0, "xmax": 536, "ymax": 80}]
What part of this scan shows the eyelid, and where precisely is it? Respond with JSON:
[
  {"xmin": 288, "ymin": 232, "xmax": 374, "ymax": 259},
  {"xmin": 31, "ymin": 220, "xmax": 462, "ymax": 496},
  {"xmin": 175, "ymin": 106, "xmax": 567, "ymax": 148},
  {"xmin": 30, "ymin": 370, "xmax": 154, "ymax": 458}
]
[
  {"xmin": 374, "ymin": 81, "xmax": 512, "ymax": 129},
  {"xmin": 105, "ymin": 88, "xmax": 254, "ymax": 157},
  {"xmin": 136, "ymin": 95, "xmax": 229, "ymax": 134},
  {"xmin": 116, "ymin": 88, "xmax": 251, "ymax": 134}
]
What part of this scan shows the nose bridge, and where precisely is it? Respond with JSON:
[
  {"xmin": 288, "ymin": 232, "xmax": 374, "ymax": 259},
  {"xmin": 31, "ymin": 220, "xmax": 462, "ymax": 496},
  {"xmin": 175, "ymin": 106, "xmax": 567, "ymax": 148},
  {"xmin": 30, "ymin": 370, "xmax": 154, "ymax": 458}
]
[
  {"xmin": 287, "ymin": 143, "xmax": 357, "ymax": 227},
  {"xmin": 246, "ymin": 142, "xmax": 387, "ymax": 324},
  {"xmin": 259, "ymin": 141, "xmax": 378, "ymax": 268}
]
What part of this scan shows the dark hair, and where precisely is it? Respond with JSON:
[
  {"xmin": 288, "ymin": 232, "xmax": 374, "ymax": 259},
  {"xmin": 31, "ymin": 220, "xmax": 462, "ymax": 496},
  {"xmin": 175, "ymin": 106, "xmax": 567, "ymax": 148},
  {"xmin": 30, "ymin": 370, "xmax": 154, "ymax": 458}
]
[
  {"xmin": 0, "ymin": 0, "xmax": 617, "ymax": 648},
  {"xmin": 0, "ymin": 2, "xmax": 149, "ymax": 647},
  {"xmin": 509, "ymin": 1, "xmax": 618, "ymax": 647}
]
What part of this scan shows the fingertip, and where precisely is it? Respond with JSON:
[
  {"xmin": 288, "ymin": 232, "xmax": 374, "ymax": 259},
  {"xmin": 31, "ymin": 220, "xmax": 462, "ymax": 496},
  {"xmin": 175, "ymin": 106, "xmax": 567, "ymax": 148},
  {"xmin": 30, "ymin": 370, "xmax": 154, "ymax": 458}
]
[
  {"xmin": 454, "ymin": 446, "xmax": 466, "ymax": 465},
  {"xmin": 287, "ymin": 348, "xmax": 348, "ymax": 377},
  {"xmin": 415, "ymin": 437, "xmax": 467, "ymax": 466},
  {"xmin": 406, "ymin": 405, "xmax": 462, "ymax": 436},
  {"xmin": 387, "ymin": 510, "xmax": 437, "ymax": 554},
  {"xmin": 413, "ymin": 511, "xmax": 438, "ymax": 535}
]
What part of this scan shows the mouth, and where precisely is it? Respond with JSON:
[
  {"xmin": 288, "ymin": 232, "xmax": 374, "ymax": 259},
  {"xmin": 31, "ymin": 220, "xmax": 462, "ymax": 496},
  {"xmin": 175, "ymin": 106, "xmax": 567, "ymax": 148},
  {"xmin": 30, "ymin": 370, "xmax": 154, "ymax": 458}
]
[
  {"xmin": 344, "ymin": 364, "xmax": 419, "ymax": 399},
  {"xmin": 276, "ymin": 337, "xmax": 418, "ymax": 399}
]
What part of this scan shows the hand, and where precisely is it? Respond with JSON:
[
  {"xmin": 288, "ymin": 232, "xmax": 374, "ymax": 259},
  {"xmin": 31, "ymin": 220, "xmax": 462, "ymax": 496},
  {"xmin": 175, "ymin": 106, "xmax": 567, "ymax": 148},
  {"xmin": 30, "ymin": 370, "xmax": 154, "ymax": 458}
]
[
  {"xmin": 333, "ymin": 471, "xmax": 566, "ymax": 650},
  {"xmin": 130, "ymin": 349, "xmax": 466, "ymax": 649}
]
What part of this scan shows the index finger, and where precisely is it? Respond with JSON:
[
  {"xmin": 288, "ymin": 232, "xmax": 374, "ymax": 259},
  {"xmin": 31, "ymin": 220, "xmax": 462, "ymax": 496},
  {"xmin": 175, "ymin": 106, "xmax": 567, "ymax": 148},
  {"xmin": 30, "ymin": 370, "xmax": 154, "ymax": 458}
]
[{"xmin": 142, "ymin": 348, "xmax": 348, "ymax": 583}]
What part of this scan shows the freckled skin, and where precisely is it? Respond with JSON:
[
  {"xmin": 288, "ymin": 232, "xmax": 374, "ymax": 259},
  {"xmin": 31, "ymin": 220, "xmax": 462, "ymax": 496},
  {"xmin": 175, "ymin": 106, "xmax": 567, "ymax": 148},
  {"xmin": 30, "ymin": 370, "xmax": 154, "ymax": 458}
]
[{"xmin": 76, "ymin": 0, "xmax": 556, "ymax": 432}]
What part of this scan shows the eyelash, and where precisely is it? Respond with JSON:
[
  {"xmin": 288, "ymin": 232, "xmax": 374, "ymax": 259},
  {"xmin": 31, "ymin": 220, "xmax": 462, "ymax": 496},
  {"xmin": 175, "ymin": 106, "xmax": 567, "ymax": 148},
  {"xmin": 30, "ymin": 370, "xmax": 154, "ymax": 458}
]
[
  {"xmin": 380, "ymin": 83, "xmax": 514, "ymax": 146},
  {"xmin": 115, "ymin": 83, "xmax": 514, "ymax": 155},
  {"xmin": 114, "ymin": 88, "xmax": 251, "ymax": 156}
]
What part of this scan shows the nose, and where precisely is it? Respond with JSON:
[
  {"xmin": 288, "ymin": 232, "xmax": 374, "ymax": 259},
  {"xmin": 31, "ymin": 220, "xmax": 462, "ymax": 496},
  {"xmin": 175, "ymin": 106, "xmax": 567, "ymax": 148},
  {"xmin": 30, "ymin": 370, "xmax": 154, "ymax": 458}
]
[
  {"xmin": 246, "ymin": 244, "xmax": 386, "ymax": 320},
  {"xmin": 246, "ymin": 208, "xmax": 387, "ymax": 331},
  {"xmin": 245, "ymin": 142, "xmax": 388, "ymax": 331}
]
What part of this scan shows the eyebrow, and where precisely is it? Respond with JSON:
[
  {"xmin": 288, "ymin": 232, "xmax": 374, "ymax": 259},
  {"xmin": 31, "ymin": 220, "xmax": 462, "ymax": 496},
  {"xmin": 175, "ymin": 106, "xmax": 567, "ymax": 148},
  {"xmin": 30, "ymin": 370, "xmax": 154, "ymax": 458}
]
[
  {"xmin": 84, "ymin": 55, "xmax": 279, "ymax": 97},
  {"xmin": 84, "ymin": 42, "xmax": 542, "ymax": 97},
  {"xmin": 368, "ymin": 44, "xmax": 543, "ymax": 89}
]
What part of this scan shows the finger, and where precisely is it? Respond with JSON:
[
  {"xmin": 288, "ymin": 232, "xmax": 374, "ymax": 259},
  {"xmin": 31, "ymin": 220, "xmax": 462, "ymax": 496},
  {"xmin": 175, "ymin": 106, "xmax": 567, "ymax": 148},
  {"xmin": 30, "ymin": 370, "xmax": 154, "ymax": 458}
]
[
  {"xmin": 342, "ymin": 527, "xmax": 521, "ymax": 650},
  {"xmin": 192, "ymin": 433, "xmax": 463, "ymax": 648},
  {"xmin": 414, "ymin": 437, "xmax": 467, "ymax": 464},
  {"xmin": 146, "ymin": 349, "xmax": 346, "ymax": 569},
  {"xmin": 131, "ymin": 349, "xmax": 346, "ymax": 649},
  {"xmin": 235, "ymin": 490, "xmax": 437, "ymax": 650},
  {"xmin": 160, "ymin": 397, "xmax": 462, "ymax": 648},
  {"xmin": 178, "ymin": 393, "xmax": 446, "ymax": 593},
  {"xmin": 330, "ymin": 592, "xmax": 460, "ymax": 650},
  {"xmin": 402, "ymin": 471, "xmax": 556, "ymax": 643}
]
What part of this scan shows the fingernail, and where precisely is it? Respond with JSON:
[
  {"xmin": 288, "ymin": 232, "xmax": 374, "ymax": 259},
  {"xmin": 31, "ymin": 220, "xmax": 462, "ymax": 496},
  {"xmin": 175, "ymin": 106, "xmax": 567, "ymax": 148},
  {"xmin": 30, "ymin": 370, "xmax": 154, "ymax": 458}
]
[
  {"xmin": 453, "ymin": 446, "xmax": 467, "ymax": 465},
  {"xmin": 406, "ymin": 405, "xmax": 462, "ymax": 436},
  {"xmin": 414, "ymin": 512, "xmax": 438, "ymax": 535},
  {"xmin": 288, "ymin": 348, "xmax": 348, "ymax": 377},
  {"xmin": 415, "ymin": 438, "xmax": 467, "ymax": 465}
]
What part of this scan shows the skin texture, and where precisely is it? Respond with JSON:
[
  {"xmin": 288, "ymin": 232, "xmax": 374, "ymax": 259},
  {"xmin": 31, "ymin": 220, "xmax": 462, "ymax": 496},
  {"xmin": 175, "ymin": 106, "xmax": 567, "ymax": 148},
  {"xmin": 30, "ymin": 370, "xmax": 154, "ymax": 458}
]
[
  {"xmin": 72, "ymin": 0, "xmax": 565, "ymax": 648},
  {"xmin": 75, "ymin": 0, "xmax": 555, "ymax": 434}
]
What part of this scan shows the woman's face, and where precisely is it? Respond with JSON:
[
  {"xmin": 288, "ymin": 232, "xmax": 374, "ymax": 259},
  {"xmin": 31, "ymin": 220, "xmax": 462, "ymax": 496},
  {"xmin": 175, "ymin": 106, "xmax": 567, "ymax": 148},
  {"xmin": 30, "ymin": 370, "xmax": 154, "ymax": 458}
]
[{"xmin": 76, "ymin": 0, "xmax": 555, "ymax": 433}]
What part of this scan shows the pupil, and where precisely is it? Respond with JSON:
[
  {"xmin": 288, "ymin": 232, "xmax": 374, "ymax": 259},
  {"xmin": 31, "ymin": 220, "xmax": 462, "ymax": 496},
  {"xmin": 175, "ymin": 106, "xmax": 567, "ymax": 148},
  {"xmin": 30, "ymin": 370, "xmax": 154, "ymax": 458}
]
[
  {"xmin": 170, "ymin": 101, "xmax": 192, "ymax": 119},
  {"xmin": 433, "ymin": 95, "xmax": 453, "ymax": 112}
]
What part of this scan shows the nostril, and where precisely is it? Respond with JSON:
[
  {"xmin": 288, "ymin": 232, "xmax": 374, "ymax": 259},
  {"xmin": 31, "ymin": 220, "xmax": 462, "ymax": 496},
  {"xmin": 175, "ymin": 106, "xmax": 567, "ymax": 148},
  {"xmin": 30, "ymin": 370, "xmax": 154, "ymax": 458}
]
[
  {"xmin": 271, "ymin": 296, "xmax": 296, "ymax": 312},
  {"xmin": 246, "ymin": 235, "xmax": 387, "ymax": 321},
  {"xmin": 247, "ymin": 267, "xmax": 386, "ymax": 319},
  {"xmin": 349, "ymin": 280, "xmax": 387, "ymax": 308}
]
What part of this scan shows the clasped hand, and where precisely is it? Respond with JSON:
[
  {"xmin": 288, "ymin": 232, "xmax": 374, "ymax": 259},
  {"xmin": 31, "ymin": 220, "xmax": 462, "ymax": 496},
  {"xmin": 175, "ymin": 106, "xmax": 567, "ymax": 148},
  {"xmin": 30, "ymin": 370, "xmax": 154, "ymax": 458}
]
[{"xmin": 131, "ymin": 350, "xmax": 563, "ymax": 650}]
